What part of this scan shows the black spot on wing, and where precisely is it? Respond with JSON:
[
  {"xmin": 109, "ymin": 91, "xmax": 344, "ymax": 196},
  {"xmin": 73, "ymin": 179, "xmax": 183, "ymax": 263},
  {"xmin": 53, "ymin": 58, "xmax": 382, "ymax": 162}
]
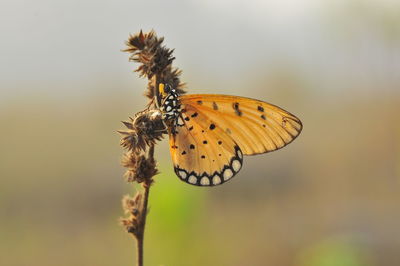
[
  {"xmin": 232, "ymin": 102, "xmax": 242, "ymax": 116},
  {"xmin": 212, "ymin": 102, "xmax": 218, "ymax": 110}
]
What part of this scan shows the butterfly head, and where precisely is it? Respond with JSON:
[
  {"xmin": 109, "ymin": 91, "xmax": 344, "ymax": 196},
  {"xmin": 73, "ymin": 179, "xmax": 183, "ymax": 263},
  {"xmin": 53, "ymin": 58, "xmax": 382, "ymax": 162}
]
[{"xmin": 159, "ymin": 83, "xmax": 181, "ymax": 121}]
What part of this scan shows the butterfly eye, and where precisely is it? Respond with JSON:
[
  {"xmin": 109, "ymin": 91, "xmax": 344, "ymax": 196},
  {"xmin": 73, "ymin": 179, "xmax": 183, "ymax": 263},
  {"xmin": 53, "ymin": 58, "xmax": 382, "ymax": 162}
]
[
  {"xmin": 164, "ymin": 84, "xmax": 171, "ymax": 94},
  {"xmin": 159, "ymin": 83, "xmax": 166, "ymax": 96},
  {"xmin": 159, "ymin": 83, "xmax": 172, "ymax": 98}
]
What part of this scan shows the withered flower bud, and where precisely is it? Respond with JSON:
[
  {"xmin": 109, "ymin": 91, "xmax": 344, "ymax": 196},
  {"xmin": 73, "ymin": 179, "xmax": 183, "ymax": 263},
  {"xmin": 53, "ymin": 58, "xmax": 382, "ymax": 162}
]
[
  {"xmin": 119, "ymin": 109, "xmax": 165, "ymax": 152},
  {"xmin": 122, "ymin": 152, "xmax": 158, "ymax": 183},
  {"xmin": 123, "ymin": 30, "xmax": 186, "ymax": 99}
]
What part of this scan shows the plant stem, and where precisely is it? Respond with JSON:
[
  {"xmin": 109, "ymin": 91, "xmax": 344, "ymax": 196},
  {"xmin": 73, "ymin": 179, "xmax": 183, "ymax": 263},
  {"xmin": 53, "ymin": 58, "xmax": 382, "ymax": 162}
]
[
  {"xmin": 137, "ymin": 182, "xmax": 151, "ymax": 266},
  {"xmin": 136, "ymin": 233, "xmax": 144, "ymax": 266},
  {"xmin": 135, "ymin": 144, "xmax": 154, "ymax": 266}
]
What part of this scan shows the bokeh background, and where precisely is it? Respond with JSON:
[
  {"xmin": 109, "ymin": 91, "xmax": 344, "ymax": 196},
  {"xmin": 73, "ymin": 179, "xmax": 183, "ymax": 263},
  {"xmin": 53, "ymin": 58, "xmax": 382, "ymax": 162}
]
[{"xmin": 1, "ymin": 0, "xmax": 400, "ymax": 265}]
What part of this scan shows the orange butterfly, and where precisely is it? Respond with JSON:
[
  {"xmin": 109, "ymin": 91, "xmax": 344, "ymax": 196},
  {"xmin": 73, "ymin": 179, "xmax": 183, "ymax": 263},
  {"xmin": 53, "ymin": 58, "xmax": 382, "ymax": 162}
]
[{"xmin": 158, "ymin": 83, "xmax": 302, "ymax": 186}]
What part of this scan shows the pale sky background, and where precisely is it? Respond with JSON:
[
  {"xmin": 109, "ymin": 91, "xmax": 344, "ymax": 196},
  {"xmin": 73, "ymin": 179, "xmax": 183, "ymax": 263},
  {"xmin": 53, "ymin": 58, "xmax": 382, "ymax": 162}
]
[{"xmin": 1, "ymin": 0, "xmax": 399, "ymax": 105}]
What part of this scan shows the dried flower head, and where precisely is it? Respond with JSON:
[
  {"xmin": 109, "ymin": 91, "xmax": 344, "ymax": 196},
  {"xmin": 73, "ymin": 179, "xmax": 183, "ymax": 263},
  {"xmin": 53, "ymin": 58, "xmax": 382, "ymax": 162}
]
[
  {"xmin": 124, "ymin": 30, "xmax": 173, "ymax": 79},
  {"xmin": 121, "ymin": 193, "xmax": 145, "ymax": 234},
  {"xmin": 123, "ymin": 30, "xmax": 186, "ymax": 99},
  {"xmin": 121, "ymin": 152, "xmax": 158, "ymax": 183},
  {"xmin": 119, "ymin": 109, "xmax": 165, "ymax": 152}
]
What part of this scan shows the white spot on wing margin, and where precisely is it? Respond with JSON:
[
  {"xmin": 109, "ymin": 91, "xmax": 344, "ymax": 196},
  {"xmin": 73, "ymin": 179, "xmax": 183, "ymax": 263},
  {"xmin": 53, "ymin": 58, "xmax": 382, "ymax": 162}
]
[
  {"xmin": 212, "ymin": 175, "xmax": 221, "ymax": 185},
  {"xmin": 232, "ymin": 160, "xmax": 241, "ymax": 172},
  {"xmin": 223, "ymin": 169, "xmax": 233, "ymax": 181},
  {"xmin": 200, "ymin": 177, "xmax": 210, "ymax": 186},
  {"xmin": 188, "ymin": 175, "xmax": 197, "ymax": 184}
]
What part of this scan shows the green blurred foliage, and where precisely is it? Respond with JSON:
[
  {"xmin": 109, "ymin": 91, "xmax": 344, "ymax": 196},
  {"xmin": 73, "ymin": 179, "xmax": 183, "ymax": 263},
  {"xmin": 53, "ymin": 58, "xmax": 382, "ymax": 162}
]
[{"xmin": 296, "ymin": 237, "xmax": 373, "ymax": 266}]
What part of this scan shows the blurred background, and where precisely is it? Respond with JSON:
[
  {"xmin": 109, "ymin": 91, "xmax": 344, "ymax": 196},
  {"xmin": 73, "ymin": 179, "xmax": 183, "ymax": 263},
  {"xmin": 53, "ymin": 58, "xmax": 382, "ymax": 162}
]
[{"xmin": 1, "ymin": 0, "xmax": 400, "ymax": 265}]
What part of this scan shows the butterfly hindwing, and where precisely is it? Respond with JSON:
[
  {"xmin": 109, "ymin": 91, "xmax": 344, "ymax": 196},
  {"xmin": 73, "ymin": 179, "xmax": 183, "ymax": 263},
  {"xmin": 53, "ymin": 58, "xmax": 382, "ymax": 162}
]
[
  {"xmin": 169, "ymin": 107, "xmax": 243, "ymax": 186},
  {"xmin": 168, "ymin": 94, "xmax": 302, "ymax": 187}
]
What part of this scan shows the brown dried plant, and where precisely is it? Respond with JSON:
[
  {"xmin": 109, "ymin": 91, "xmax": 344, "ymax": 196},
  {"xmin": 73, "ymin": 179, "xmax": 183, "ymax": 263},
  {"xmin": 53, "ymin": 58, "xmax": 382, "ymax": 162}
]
[{"xmin": 119, "ymin": 30, "xmax": 185, "ymax": 266}]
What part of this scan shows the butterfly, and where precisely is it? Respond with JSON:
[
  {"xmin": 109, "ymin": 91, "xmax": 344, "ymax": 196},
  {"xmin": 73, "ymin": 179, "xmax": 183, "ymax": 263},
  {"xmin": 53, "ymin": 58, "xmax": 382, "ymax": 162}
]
[{"xmin": 158, "ymin": 83, "xmax": 302, "ymax": 187}]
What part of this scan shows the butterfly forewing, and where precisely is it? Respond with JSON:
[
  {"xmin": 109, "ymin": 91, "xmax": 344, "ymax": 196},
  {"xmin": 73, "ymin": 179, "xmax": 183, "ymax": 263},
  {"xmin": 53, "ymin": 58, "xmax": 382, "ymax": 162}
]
[
  {"xmin": 168, "ymin": 94, "xmax": 302, "ymax": 187},
  {"xmin": 179, "ymin": 94, "xmax": 302, "ymax": 155}
]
